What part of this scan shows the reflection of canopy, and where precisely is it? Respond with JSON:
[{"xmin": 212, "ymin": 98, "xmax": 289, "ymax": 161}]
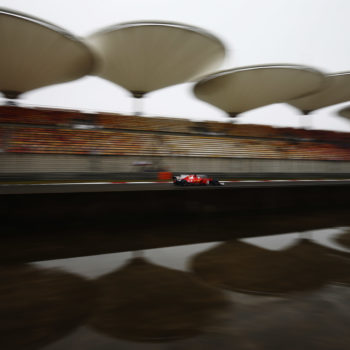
[
  {"xmin": 337, "ymin": 106, "xmax": 350, "ymax": 120},
  {"xmin": 193, "ymin": 64, "xmax": 325, "ymax": 117},
  {"xmin": 335, "ymin": 231, "xmax": 350, "ymax": 249},
  {"xmin": 89, "ymin": 257, "xmax": 229, "ymax": 342},
  {"xmin": 190, "ymin": 239, "xmax": 349, "ymax": 295},
  {"xmin": 0, "ymin": 264, "xmax": 93, "ymax": 350},
  {"xmin": 0, "ymin": 8, "xmax": 94, "ymax": 98},
  {"xmin": 87, "ymin": 21, "xmax": 226, "ymax": 97},
  {"xmin": 234, "ymin": 285, "xmax": 350, "ymax": 350},
  {"xmin": 288, "ymin": 72, "xmax": 350, "ymax": 114}
]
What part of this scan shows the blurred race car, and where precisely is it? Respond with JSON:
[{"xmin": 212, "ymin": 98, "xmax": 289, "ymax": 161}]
[{"xmin": 173, "ymin": 174, "xmax": 223, "ymax": 186}]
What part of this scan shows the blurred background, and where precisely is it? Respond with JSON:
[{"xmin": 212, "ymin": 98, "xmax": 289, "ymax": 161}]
[{"xmin": 1, "ymin": 1, "xmax": 350, "ymax": 349}]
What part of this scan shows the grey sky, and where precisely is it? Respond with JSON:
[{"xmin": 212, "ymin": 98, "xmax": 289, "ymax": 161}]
[{"xmin": 2, "ymin": 0, "xmax": 350, "ymax": 131}]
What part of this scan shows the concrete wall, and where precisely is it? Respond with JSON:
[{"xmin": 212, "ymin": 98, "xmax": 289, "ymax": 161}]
[
  {"xmin": 1, "ymin": 153, "xmax": 350, "ymax": 175},
  {"xmin": 3, "ymin": 183, "xmax": 350, "ymax": 230}
]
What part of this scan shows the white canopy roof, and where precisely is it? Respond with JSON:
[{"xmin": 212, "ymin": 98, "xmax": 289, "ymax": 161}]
[
  {"xmin": 0, "ymin": 8, "xmax": 94, "ymax": 98},
  {"xmin": 87, "ymin": 21, "xmax": 226, "ymax": 97},
  {"xmin": 193, "ymin": 64, "xmax": 325, "ymax": 117},
  {"xmin": 337, "ymin": 106, "xmax": 350, "ymax": 119},
  {"xmin": 288, "ymin": 72, "xmax": 350, "ymax": 114}
]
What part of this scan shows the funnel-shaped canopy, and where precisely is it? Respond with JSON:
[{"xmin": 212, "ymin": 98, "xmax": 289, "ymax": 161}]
[
  {"xmin": 337, "ymin": 106, "xmax": 350, "ymax": 120},
  {"xmin": 0, "ymin": 8, "xmax": 94, "ymax": 98},
  {"xmin": 193, "ymin": 64, "xmax": 325, "ymax": 117},
  {"xmin": 87, "ymin": 21, "xmax": 226, "ymax": 97},
  {"xmin": 288, "ymin": 72, "xmax": 350, "ymax": 114}
]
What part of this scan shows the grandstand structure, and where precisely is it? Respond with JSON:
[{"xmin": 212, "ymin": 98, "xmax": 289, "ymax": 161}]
[
  {"xmin": 1, "ymin": 105, "xmax": 350, "ymax": 180},
  {"xmin": 1, "ymin": 9, "xmax": 350, "ymax": 180}
]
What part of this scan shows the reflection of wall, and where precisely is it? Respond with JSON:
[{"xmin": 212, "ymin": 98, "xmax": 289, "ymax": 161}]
[
  {"xmin": 2, "ymin": 153, "xmax": 350, "ymax": 175},
  {"xmin": 2, "ymin": 212, "xmax": 350, "ymax": 263}
]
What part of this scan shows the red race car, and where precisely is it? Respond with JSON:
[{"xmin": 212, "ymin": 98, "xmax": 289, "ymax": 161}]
[{"xmin": 173, "ymin": 174, "xmax": 223, "ymax": 186}]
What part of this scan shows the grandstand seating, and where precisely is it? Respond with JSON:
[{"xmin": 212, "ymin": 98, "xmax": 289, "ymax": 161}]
[
  {"xmin": 1, "ymin": 106, "xmax": 350, "ymax": 161},
  {"xmin": 0, "ymin": 106, "xmax": 78, "ymax": 126},
  {"xmin": 96, "ymin": 113, "xmax": 193, "ymax": 133},
  {"xmin": 2, "ymin": 125, "xmax": 350, "ymax": 160}
]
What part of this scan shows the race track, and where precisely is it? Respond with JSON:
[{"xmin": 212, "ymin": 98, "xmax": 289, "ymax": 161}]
[{"xmin": 1, "ymin": 179, "xmax": 350, "ymax": 194}]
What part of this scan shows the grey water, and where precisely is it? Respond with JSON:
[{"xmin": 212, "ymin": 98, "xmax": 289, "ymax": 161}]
[{"xmin": 1, "ymin": 226, "xmax": 348, "ymax": 350}]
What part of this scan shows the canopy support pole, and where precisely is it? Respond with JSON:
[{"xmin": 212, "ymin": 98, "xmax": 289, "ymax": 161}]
[
  {"xmin": 2, "ymin": 90, "xmax": 20, "ymax": 106},
  {"xmin": 299, "ymin": 110, "xmax": 313, "ymax": 129},
  {"xmin": 131, "ymin": 91, "xmax": 145, "ymax": 116}
]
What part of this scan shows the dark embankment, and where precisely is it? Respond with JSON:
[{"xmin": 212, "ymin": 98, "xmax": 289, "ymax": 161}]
[{"xmin": 1, "ymin": 183, "xmax": 350, "ymax": 263}]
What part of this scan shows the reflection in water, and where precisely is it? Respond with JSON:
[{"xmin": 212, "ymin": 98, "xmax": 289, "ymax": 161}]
[
  {"xmin": 88, "ymin": 256, "xmax": 229, "ymax": 342},
  {"xmin": 0, "ymin": 226, "xmax": 350, "ymax": 349},
  {"xmin": 3, "ymin": 209, "xmax": 350, "ymax": 264},
  {"xmin": 232, "ymin": 285, "xmax": 350, "ymax": 350},
  {"xmin": 190, "ymin": 238, "xmax": 350, "ymax": 295},
  {"xmin": 335, "ymin": 229, "xmax": 350, "ymax": 249},
  {"xmin": 0, "ymin": 264, "xmax": 94, "ymax": 350}
]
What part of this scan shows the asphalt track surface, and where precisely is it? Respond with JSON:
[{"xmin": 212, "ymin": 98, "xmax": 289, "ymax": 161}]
[{"xmin": 2, "ymin": 179, "xmax": 350, "ymax": 194}]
